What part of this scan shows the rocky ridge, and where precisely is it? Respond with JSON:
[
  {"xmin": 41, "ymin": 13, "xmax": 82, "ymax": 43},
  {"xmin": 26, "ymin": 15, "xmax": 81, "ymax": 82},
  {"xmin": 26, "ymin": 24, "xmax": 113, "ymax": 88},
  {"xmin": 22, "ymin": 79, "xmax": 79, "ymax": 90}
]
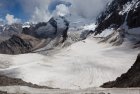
[{"xmin": 102, "ymin": 53, "xmax": 140, "ymax": 88}]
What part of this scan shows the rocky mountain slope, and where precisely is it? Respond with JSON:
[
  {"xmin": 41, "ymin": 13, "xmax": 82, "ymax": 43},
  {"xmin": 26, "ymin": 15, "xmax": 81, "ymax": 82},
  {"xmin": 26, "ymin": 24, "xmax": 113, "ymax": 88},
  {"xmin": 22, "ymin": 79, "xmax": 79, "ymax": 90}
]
[
  {"xmin": 22, "ymin": 17, "xmax": 69, "ymax": 39},
  {"xmin": 0, "ymin": 16, "xmax": 70, "ymax": 54},
  {"xmin": 0, "ymin": 35, "xmax": 32, "ymax": 54},
  {"xmin": 0, "ymin": 23, "xmax": 23, "ymax": 43},
  {"xmin": 95, "ymin": 0, "xmax": 140, "ymax": 35},
  {"xmin": 102, "ymin": 53, "xmax": 140, "ymax": 88},
  {"xmin": 94, "ymin": 0, "xmax": 140, "ymax": 46},
  {"xmin": 94, "ymin": 0, "xmax": 140, "ymax": 88},
  {"xmin": 0, "ymin": 15, "xmax": 95, "ymax": 55},
  {"xmin": 0, "ymin": 0, "xmax": 139, "ymax": 91},
  {"xmin": 0, "ymin": 75, "xmax": 53, "ymax": 89}
]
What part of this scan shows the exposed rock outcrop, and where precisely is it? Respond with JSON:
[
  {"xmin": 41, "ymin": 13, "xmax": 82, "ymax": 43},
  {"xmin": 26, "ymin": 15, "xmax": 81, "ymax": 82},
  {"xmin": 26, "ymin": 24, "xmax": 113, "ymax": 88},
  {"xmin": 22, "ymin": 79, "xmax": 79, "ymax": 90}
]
[
  {"xmin": 101, "ymin": 53, "xmax": 140, "ymax": 88},
  {"xmin": 0, "ymin": 35, "xmax": 32, "ymax": 54},
  {"xmin": 22, "ymin": 17, "xmax": 69, "ymax": 40},
  {"xmin": 0, "ymin": 91, "xmax": 9, "ymax": 94},
  {"xmin": 22, "ymin": 17, "xmax": 70, "ymax": 54},
  {"xmin": 0, "ymin": 16, "xmax": 70, "ymax": 54},
  {"xmin": 0, "ymin": 23, "xmax": 22, "ymax": 37},
  {"xmin": 95, "ymin": 0, "xmax": 140, "ymax": 35},
  {"xmin": 0, "ymin": 75, "xmax": 53, "ymax": 89}
]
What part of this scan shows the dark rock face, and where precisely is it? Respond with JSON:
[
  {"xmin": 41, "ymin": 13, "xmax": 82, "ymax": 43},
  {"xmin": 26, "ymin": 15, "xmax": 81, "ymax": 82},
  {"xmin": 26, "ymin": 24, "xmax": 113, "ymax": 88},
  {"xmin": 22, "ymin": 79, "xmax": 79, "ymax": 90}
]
[
  {"xmin": 22, "ymin": 17, "xmax": 69, "ymax": 40},
  {"xmin": 101, "ymin": 54, "xmax": 140, "ymax": 88},
  {"xmin": 127, "ymin": 1, "xmax": 140, "ymax": 28},
  {"xmin": 134, "ymin": 41, "xmax": 140, "ymax": 48},
  {"xmin": 0, "ymin": 91, "xmax": 8, "ymax": 94},
  {"xmin": 49, "ymin": 18, "xmax": 57, "ymax": 35},
  {"xmin": 95, "ymin": 11, "xmax": 126, "ymax": 35},
  {"xmin": 0, "ymin": 75, "xmax": 53, "ymax": 89},
  {"xmin": 95, "ymin": 0, "xmax": 140, "ymax": 35},
  {"xmin": 22, "ymin": 27, "xmax": 31, "ymax": 35},
  {"xmin": 0, "ymin": 35, "xmax": 32, "ymax": 54},
  {"xmin": 34, "ymin": 22, "xmax": 47, "ymax": 30},
  {"xmin": 61, "ymin": 17, "xmax": 69, "ymax": 43},
  {"xmin": 0, "ymin": 17, "xmax": 69, "ymax": 54}
]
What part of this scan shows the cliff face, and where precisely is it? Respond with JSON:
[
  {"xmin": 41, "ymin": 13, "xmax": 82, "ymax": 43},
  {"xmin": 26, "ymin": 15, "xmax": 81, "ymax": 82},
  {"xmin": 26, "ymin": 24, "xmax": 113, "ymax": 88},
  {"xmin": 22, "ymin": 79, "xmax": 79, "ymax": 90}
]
[
  {"xmin": 102, "ymin": 54, "xmax": 140, "ymax": 88},
  {"xmin": 0, "ymin": 75, "xmax": 53, "ymax": 89},
  {"xmin": 0, "ymin": 35, "xmax": 32, "ymax": 54},
  {"xmin": 95, "ymin": 0, "xmax": 140, "ymax": 35},
  {"xmin": 22, "ymin": 17, "xmax": 69, "ymax": 40}
]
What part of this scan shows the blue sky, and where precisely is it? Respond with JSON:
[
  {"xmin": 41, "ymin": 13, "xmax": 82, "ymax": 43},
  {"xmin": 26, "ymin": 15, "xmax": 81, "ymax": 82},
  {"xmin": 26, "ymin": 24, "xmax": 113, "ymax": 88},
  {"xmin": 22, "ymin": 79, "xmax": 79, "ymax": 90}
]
[
  {"xmin": 0, "ymin": 0, "xmax": 28, "ymax": 21},
  {"xmin": 0, "ymin": 0, "xmax": 71, "ymax": 22}
]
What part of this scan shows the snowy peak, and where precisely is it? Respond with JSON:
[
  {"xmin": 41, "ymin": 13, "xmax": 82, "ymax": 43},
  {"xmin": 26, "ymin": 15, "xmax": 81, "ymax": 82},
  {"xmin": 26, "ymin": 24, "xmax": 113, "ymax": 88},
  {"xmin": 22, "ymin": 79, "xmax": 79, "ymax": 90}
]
[
  {"xmin": 127, "ymin": 0, "xmax": 140, "ymax": 28},
  {"xmin": 22, "ymin": 22, "xmax": 32, "ymax": 28},
  {"xmin": 32, "ymin": 16, "xmax": 69, "ymax": 39},
  {"xmin": 95, "ymin": 0, "xmax": 140, "ymax": 35}
]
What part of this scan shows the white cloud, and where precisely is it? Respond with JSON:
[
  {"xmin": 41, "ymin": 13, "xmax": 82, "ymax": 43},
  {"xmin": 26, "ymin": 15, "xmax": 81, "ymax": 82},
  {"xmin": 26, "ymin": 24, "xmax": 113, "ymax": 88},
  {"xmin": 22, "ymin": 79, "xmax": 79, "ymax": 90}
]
[
  {"xmin": 18, "ymin": 0, "xmax": 112, "ymax": 22},
  {"xmin": 30, "ymin": 7, "xmax": 51, "ymax": 23},
  {"xmin": 19, "ymin": 0, "xmax": 51, "ymax": 23},
  {"xmin": 5, "ymin": 14, "xmax": 21, "ymax": 24},
  {"xmin": 53, "ymin": 4, "xmax": 70, "ymax": 16},
  {"xmin": 67, "ymin": 0, "xmax": 111, "ymax": 18}
]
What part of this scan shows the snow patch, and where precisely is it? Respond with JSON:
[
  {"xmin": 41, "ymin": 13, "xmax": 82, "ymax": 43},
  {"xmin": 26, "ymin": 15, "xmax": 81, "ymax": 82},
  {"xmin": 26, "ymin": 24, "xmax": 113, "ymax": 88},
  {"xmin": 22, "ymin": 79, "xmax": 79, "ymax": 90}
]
[{"xmin": 95, "ymin": 29, "xmax": 114, "ymax": 38}]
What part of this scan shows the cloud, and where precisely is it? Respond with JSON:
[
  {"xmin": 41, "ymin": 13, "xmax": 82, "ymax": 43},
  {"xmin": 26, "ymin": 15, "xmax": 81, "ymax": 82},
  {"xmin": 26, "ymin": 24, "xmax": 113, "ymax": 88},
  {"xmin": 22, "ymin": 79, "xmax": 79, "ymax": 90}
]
[
  {"xmin": 1, "ymin": 0, "xmax": 112, "ymax": 22},
  {"xmin": 28, "ymin": 0, "xmax": 111, "ymax": 22},
  {"xmin": 18, "ymin": 0, "xmax": 51, "ymax": 22},
  {"xmin": 67, "ymin": 0, "xmax": 111, "ymax": 18},
  {"xmin": 27, "ymin": 0, "xmax": 71, "ymax": 22},
  {"xmin": 53, "ymin": 4, "xmax": 70, "ymax": 16},
  {"xmin": 30, "ymin": 7, "xmax": 51, "ymax": 23},
  {"xmin": 48, "ymin": 0, "xmax": 71, "ymax": 13},
  {"xmin": 5, "ymin": 14, "xmax": 21, "ymax": 24}
]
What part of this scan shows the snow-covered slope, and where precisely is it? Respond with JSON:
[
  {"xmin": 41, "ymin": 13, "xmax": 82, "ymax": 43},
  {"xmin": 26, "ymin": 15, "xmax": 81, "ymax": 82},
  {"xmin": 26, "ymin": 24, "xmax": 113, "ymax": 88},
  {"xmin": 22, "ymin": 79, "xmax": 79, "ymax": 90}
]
[
  {"xmin": 91, "ymin": 0, "xmax": 140, "ymax": 88},
  {"xmin": 0, "ymin": 37, "xmax": 138, "ymax": 89},
  {"xmin": 93, "ymin": 0, "xmax": 140, "ymax": 48},
  {"xmin": 95, "ymin": 0, "xmax": 140, "ymax": 34},
  {"xmin": 102, "ymin": 53, "xmax": 140, "ymax": 88},
  {"xmin": 0, "ymin": 0, "xmax": 139, "ymax": 91}
]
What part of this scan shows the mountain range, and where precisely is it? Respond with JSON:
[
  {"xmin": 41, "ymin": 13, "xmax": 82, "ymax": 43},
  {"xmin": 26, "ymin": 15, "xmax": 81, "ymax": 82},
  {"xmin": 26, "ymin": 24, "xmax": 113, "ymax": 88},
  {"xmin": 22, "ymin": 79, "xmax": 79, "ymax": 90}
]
[{"xmin": 0, "ymin": 0, "xmax": 140, "ymax": 93}]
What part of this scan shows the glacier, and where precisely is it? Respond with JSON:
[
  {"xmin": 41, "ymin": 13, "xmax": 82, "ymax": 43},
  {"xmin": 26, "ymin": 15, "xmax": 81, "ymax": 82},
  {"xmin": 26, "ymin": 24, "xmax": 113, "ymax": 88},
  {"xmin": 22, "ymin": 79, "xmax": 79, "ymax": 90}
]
[{"xmin": 0, "ymin": 35, "xmax": 138, "ymax": 89}]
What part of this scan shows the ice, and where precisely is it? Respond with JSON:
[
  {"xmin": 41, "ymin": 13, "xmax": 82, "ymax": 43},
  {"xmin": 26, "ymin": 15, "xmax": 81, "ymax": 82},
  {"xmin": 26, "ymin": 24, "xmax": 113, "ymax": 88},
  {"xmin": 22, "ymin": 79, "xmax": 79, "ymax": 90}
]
[
  {"xmin": 94, "ymin": 29, "xmax": 114, "ymax": 38},
  {"xmin": 0, "ymin": 37, "xmax": 138, "ymax": 89},
  {"xmin": 119, "ymin": 0, "xmax": 137, "ymax": 15},
  {"xmin": 82, "ymin": 23, "xmax": 96, "ymax": 31}
]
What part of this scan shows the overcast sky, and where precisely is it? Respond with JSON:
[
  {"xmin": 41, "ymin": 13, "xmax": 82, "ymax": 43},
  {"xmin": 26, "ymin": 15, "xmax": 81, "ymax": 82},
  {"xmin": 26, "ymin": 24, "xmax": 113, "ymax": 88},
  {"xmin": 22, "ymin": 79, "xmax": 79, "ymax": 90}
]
[{"xmin": 0, "ymin": 0, "xmax": 111, "ymax": 24}]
